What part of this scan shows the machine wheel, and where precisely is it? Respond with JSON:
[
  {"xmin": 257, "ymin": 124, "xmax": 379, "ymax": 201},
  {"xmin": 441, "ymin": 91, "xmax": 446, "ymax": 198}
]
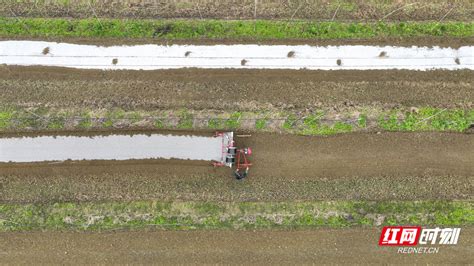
[{"xmin": 234, "ymin": 170, "xmax": 247, "ymax": 180}]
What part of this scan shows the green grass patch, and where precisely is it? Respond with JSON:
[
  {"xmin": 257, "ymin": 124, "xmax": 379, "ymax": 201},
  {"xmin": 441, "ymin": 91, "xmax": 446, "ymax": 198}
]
[
  {"xmin": 379, "ymin": 108, "xmax": 473, "ymax": 132},
  {"xmin": 1, "ymin": 107, "xmax": 472, "ymax": 135},
  {"xmin": 0, "ymin": 200, "xmax": 471, "ymax": 231},
  {"xmin": 300, "ymin": 112, "xmax": 353, "ymax": 135},
  {"xmin": 255, "ymin": 118, "xmax": 267, "ymax": 130},
  {"xmin": 358, "ymin": 114, "xmax": 367, "ymax": 128},
  {"xmin": 283, "ymin": 114, "xmax": 298, "ymax": 131},
  {"xmin": 77, "ymin": 112, "xmax": 92, "ymax": 129},
  {"xmin": 102, "ymin": 119, "xmax": 114, "ymax": 128},
  {"xmin": 47, "ymin": 116, "xmax": 65, "ymax": 129},
  {"xmin": 225, "ymin": 112, "xmax": 241, "ymax": 129},
  {"xmin": 126, "ymin": 112, "xmax": 142, "ymax": 123},
  {"xmin": 177, "ymin": 110, "xmax": 193, "ymax": 129},
  {"xmin": 0, "ymin": 18, "xmax": 471, "ymax": 39},
  {"xmin": 0, "ymin": 110, "xmax": 14, "ymax": 129},
  {"xmin": 207, "ymin": 118, "xmax": 224, "ymax": 129},
  {"xmin": 154, "ymin": 118, "xmax": 165, "ymax": 129}
]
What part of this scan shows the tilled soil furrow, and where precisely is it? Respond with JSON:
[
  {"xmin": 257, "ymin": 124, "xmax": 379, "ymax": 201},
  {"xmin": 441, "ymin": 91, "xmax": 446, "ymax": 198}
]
[
  {"xmin": 1, "ymin": 132, "xmax": 472, "ymax": 202},
  {"xmin": 1, "ymin": 67, "xmax": 472, "ymax": 110},
  {"xmin": 240, "ymin": 132, "xmax": 474, "ymax": 178},
  {"xmin": 1, "ymin": 229, "xmax": 473, "ymax": 264}
]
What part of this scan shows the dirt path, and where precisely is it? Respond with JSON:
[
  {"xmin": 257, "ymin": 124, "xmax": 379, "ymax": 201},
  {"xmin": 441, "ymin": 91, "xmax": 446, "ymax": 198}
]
[
  {"xmin": 1, "ymin": 132, "xmax": 472, "ymax": 202},
  {"xmin": 1, "ymin": 229, "xmax": 472, "ymax": 264},
  {"xmin": 1, "ymin": 67, "xmax": 472, "ymax": 110}
]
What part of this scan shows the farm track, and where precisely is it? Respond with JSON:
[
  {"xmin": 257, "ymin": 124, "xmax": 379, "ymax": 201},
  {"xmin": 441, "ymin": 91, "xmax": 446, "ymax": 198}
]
[
  {"xmin": 1, "ymin": 131, "xmax": 472, "ymax": 203},
  {"xmin": 1, "ymin": 67, "xmax": 473, "ymax": 110},
  {"xmin": 1, "ymin": 229, "xmax": 473, "ymax": 264}
]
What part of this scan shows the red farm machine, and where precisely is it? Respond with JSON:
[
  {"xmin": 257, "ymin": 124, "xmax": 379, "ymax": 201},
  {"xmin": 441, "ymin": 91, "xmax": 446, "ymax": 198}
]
[{"xmin": 212, "ymin": 132, "xmax": 252, "ymax": 179}]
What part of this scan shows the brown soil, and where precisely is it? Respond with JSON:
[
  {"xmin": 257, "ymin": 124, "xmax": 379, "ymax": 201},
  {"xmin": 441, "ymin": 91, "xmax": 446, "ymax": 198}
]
[
  {"xmin": 2, "ymin": 36, "xmax": 472, "ymax": 48},
  {"xmin": 1, "ymin": 67, "xmax": 472, "ymax": 111},
  {"xmin": 2, "ymin": 0, "xmax": 472, "ymax": 21},
  {"xmin": 1, "ymin": 228, "xmax": 472, "ymax": 264},
  {"xmin": 1, "ymin": 132, "xmax": 472, "ymax": 203}
]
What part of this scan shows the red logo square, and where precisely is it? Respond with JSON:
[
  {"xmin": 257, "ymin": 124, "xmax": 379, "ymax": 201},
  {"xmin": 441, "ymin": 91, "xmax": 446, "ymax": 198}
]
[{"xmin": 379, "ymin": 226, "xmax": 421, "ymax": 246}]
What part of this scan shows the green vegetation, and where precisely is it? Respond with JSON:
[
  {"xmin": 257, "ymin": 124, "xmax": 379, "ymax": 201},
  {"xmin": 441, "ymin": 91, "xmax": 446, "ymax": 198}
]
[
  {"xmin": 285, "ymin": 112, "xmax": 353, "ymax": 135},
  {"xmin": 225, "ymin": 112, "xmax": 241, "ymax": 129},
  {"xmin": 207, "ymin": 118, "xmax": 224, "ymax": 129},
  {"xmin": 127, "ymin": 112, "xmax": 142, "ymax": 124},
  {"xmin": 47, "ymin": 116, "xmax": 65, "ymax": 129},
  {"xmin": 255, "ymin": 118, "xmax": 267, "ymax": 130},
  {"xmin": 1, "ymin": 107, "xmax": 472, "ymax": 135},
  {"xmin": 207, "ymin": 113, "xmax": 242, "ymax": 129},
  {"xmin": 283, "ymin": 114, "xmax": 298, "ymax": 130},
  {"xmin": 0, "ymin": 18, "xmax": 471, "ymax": 40},
  {"xmin": 154, "ymin": 119, "xmax": 165, "ymax": 129},
  {"xmin": 177, "ymin": 110, "xmax": 193, "ymax": 129},
  {"xmin": 0, "ymin": 110, "xmax": 13, "ymax": 129},
  {"xmin": 358, "ymin": 114, "xmax": 367, "ymax": 128},
  {"xmin": 77, "ymin": 112, "xmax": 92, "ymax": 129},
  {"xmin": 0, "ymin": 201, "xmax": 471, "ymax": 231},
  {"xmin": 379, "ymin": 108, "xmax": 473, "ymax": 132}
]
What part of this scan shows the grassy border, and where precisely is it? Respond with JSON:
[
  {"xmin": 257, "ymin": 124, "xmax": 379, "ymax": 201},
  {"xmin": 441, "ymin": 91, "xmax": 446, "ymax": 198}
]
[
  {"xmin": 0, "ymin": 200, "xmax": 471, "ymax": 231},
  {"xmin": 1, "ymin": 107, "xmax": 472, "ymax": 135},
  {"xmin": 0, "ymin": 18, "xmax": 472, "ymax": 40}
]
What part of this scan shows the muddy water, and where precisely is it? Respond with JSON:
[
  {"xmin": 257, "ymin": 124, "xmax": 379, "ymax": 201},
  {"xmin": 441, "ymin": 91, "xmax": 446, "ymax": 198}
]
[{"xmin": 0, "ymin": 134, "xmax": 223, "ymax": 163}]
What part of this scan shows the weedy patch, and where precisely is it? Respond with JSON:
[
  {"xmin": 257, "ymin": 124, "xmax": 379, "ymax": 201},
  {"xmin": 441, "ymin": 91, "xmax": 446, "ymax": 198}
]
[
  {"xmin": 2, "ymin": 107, "xmax": 472, "ymax": 135},
  {"xmin": 379, "ymin": 108, "xmax": 472, "ymax": 132},
  {"xmin": 154, "ymin": 118, "xmax": 165, "ymax": 129},
  {"xmin": 358, "ymin": 114, "xmax": 368, "ymax": 128},
  {"xmin": 0, "ymin": 200, "xmax": 471, "ymax": 231},
  {"xmin": 255, "ymin": 118, "xmax": 268, "ymax": 130},
  {"xmin": 77, "ymin": 112, "xmax": 92, "ymax": 129},
  {"xmin": 177, "ymin": 109, "xmax": 193, "ymax": 129},
  {"xmin": 225, "ymin": 112, "xmax": 242, "ymax": 129},
  {"xmin": 283, "ymin": 114, "xmax": 298, "ymax": 131},
  {"xmin": 208, "ymin": 118, "xmax": 224, "ymax": 129},
  {"xmin": 47, "ymin": 116, "xmax": 65, "ymax": 129},
  {"xmin": 0, "ymin": 110, "xmax": 13, "ymax": 129}
]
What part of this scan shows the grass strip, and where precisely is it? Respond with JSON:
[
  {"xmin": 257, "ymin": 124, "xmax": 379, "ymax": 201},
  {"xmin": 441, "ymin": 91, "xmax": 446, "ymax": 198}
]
[
  {"xmin": 0, "ymin": 18, "xmax": 472, "ymax": 39},
  {"xmin": 0, "ymin": 201, "xmax": 471, "ymax": 231},
  {"xmin": 1, "ymin": 107, "xmax": 472, "ymax": 135}
]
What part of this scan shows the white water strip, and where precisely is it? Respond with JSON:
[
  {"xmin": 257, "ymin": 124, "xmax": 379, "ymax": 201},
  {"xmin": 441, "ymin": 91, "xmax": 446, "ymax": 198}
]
[
  {"xmin": 0, "ymin": 41, "xmax": 472, "ymax": 70},
  {"xmin": 0, "ymin": 134, "xmax": 223, "ymax": 163}
]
